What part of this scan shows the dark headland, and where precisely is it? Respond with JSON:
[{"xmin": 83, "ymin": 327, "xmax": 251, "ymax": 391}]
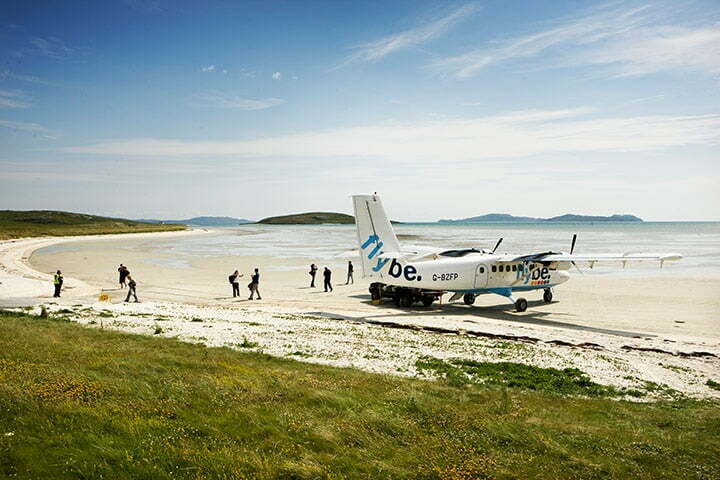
[
  {"xmin": 258, "ymin": 212, "xmax": 355, "ymax": 225},
  {"xmin": 0, "ymin": 210, "xmax": 185, "ymax": 240}
]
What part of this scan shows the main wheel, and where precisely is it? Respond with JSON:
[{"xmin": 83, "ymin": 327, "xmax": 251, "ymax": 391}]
[
  {"xmin": 421, "ymin": 295, "xmax": 434, "ymax": 307},
  {"xmin": 543, "ymin": 288, "xmax": 553, "ymax": 303},
  {"xmin": 463, "ymin": 293, "xmax": 476, "ymax": 306},
  {"xmin": 399, "ymin": 293, "xmax": 413, "ymax": 308},
  {"xmin": 370, "ymin": 284, "xmax": 382, "ymax": 301},
  {"xmin": 515, "ymin": 298, "xmax": 528, "ymax": 312}
]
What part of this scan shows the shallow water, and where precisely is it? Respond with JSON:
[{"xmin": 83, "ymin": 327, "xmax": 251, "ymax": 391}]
[{"xmin": 34, "ymin": 222, "xmax": 720, "ymax": 277}]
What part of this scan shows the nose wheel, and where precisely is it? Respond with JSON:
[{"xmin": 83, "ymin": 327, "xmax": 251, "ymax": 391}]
[{"xmin": 543, "ymin": 288, "xmax": 553, "ymax": 303}]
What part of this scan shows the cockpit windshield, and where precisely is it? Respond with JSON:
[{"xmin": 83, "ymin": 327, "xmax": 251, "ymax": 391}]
[{"xmin": 438, "ymin": 248, "xmax": 482, "ymax": 257}]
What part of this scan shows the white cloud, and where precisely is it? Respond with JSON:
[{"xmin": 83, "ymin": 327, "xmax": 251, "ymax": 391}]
[
  {"xmin": 26, "ymin": 36, "xmax": 87, "ymax": 59},
  {"xmin": 61, "ymin": 108, "xmax": 720, "ymax": 159},
  {"xmin": 432, "ymin": 2, "xmax": 720, "ymax": 78},
  {"xmin": 341, "ymin": 3, "xmax": 477, "ymax": 66},
  {"xmin": 201, "ymin": 65, "xmax": 216, "ymax": 72},
  {"xmin": 0, "ymin": 119, "xmax": 58, "ymax": 138},
  {"xmin": 0, "ymin": 88, "xmax": 32, "ymax": 108},
  {"xmin": 272, "ymin": 71, "xmax": 282, "ymax": 80},
  {"xmin": 0, "ymin": 70, "xmax": 53, "ymax": 85},
  {"xmin": 190, "ymin": 91, "xmax": 284, "ymax": 110}
]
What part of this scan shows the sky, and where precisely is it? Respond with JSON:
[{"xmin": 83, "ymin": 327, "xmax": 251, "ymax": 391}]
[{"xmin": 1, "ymin": 0, "xmax": 719, "ymax": 221}]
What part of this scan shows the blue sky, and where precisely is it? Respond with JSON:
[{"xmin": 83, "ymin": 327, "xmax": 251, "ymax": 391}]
[{"xmin": 1, "ymin": 0, "xmax": 719, "ymax": 221}]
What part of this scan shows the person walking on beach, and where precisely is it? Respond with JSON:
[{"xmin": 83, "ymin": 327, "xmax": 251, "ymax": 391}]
[
  {"xmin": 248, "ymin": 268, "xmax": 261, "ymax": 300},
  {"xmin": 118, "ymin": 264, "xmax": 129, "ymax": 288},
  {"xmin": 345, "ymin": 261, "xmax": 354, "ymax": 285},
  {"xmin": 228, "ymin": 270, "xmax": 243, "ymax": 298},
  {"xmin": 125, "ymin": 275, "xmax": 139, "ymax": 302},
  {"xmin": 323, "ymin": 266, "xmax": 333, "ymax": 292},
  {"xmin": 309, "ymin": 263, "xmax": 317, "ymax": 288},
  {"xmin": 53, "ymin": 270, "xmax": 63, "ymax": 298}
]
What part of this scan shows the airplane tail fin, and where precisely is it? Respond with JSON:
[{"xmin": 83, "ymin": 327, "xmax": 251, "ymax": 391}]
[{"xmin": 352, "ymin": 194, "xmax": 401, "ymax": 278}]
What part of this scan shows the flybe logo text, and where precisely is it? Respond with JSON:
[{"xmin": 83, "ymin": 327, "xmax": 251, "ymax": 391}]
[{"xmin": 361, "ymin": 234, "xmax": 422, "ymax": 281}]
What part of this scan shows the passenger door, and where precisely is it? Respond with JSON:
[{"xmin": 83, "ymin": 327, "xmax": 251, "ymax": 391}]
[{"xmin": 474, "ymin": 264, "xmax": 489, "ymax": 289}]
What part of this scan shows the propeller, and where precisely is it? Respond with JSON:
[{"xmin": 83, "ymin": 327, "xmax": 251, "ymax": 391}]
[
  {"xmin": 570, "ymin": 233, "xmax": 582, "ymax": 274},
  {"xmin": 491, "ymin": 237, "xmax": 503, "ymax": 254}
]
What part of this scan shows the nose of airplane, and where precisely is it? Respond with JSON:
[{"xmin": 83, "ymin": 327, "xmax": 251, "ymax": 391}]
[{"xmin": 555, "ymin": 270, "xmax": 571, "ymax": 284}]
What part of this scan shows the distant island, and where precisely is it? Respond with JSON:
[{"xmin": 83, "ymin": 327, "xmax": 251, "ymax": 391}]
[
  {"xmin": 439, "ymin": 213, "xmax": 643, "ymax": 223},
  {"xmin": 0, "ymin": 210, "xmax": 185, "ymax": 240},
  {"xmin": 258, "ymin": 212, "xmax": 355, "ymax": 225},
  {"xmin": 136, "ymin": 216, "xmax": 253, "ymax": 226}
]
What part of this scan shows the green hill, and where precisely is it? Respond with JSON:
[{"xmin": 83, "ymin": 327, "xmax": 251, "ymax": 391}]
[
  {"xmin": 257, "ymin": 212, "xmax": 355, "ymax": 224},
  {"xmin": 0, "ymin": 210, "xmax": 186, "ymax": 240}
]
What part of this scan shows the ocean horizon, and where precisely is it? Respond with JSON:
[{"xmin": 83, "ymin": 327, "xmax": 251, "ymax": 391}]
[{"xmin": 33, "ymin": 221, "xmax": 720, "ymax": 277}]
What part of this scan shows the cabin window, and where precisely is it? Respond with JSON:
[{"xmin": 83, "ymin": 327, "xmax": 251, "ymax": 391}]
[
  {"xmin": 512, "ymin": 265, "xmax": 516, "ymax": 272},
  {"xmin": 491, "ymin": 265, "xmax": 497, "ymax": 272},
  {"xmin": 479, "ymin": 267, "xmax": 485, "ymax": 273},
  {"xmin": 505, "ymin": 265, "xmax": 510, "ymax": 272}
]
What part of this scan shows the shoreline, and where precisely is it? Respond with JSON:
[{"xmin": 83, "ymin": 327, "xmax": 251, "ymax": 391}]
[
  {"xmin": 0, "ymin": 228, "xmax": 211, "ymax": 305},
  {"xmin": 2, "ymin": 229, "xmax": 719, "ymax": 399}
]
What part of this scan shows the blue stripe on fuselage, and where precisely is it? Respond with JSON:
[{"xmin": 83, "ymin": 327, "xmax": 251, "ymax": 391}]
[{"xmin": 449, "ymin": 285, "xmax": 557, "ymax": 296}]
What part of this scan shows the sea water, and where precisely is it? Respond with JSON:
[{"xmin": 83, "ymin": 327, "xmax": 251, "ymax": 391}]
[{"xmin": 35, "ymin": 222, "xmax": 720, "ymax": 277}]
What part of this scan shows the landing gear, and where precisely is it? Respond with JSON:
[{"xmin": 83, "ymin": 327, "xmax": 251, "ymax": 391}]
[
  {"xmin": 371, "ymin": 283, "xmax": 443, "ymax": 308},
  {"xmin": 515, "ymin": 298, "xmax": 528, "ymax": 312},
  {"xmin": 463, "ymin": 293, "xmax": 476, "ymax": 306},
  {"xmin": 398, "ymin": 293, "xmax": 413, "ymax": 308},
  {"xmin": 543, "ymin": 288, "xmax": 553, "ymax": 303}
]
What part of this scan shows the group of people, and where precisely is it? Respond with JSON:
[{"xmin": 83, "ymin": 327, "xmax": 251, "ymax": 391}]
[
  {"xmin": 309, "ymin": 261, "xmax": 353, "ymax": 292},
  {"xmin": 228, "ymin": 268, "xmax": 261, "ymax": 300},
  {"xmin": 52, "ymin": 260, "xmax": 355, "ymax": 302}
]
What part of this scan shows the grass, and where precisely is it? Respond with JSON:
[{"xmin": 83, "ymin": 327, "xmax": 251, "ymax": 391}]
[
  {"xmin": 1, "ymin": 310, "xmax": 719, "ymax": 479},
  {"xmin": 416, "ymin": 356, "xmax": 633, "ymax": 396},
  {"xmin": 0, "ymin": 210, "xmax": 185, "ymax": 240},
  {"xmin": 707, "ymin": 379, "xmax": 720, "ymax": 391},
  {"xmin": 237, "ymin": 336, "xmax": 259, "ymax": 348}
]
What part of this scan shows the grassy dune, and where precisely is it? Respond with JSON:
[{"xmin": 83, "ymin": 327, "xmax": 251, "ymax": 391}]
[
  {"xmin": 257, "ymin": 212, "xmax": 355, "ymax": 224},
  {"xmin": 0, "ymin": 210, "xmax": 185, "ymax": 240},
  {"xmin": 1, "ymin": 310, "xmax": 718, "ymax": 479}
]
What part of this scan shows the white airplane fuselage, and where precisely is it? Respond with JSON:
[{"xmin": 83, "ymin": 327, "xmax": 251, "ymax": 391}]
[{"xmin": 361, "ymin": 242, "xmax": 570, "ymax": 297}]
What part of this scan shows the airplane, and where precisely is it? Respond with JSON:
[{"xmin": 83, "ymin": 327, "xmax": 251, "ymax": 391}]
[{"xmin": 351, "ymin": 194, "xmax": 682, "ymax": 312}]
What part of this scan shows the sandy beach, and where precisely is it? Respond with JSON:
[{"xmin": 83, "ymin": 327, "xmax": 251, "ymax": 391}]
[{"xmin": 2, "ymin": 228, "xmax": 719, "ymax": 399}]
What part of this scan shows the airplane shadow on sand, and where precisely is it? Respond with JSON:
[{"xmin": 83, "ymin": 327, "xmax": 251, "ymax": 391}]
[{"xmin": 343, "ymin": 294, "xmax": 652, "ymax": 339}]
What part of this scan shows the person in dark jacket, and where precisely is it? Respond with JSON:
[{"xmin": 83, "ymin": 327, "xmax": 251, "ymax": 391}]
[
  {"xmin": 53, "ymin": 270, "xmax": 63, "ymax": 298},
  {"xmin": 118, "ymin": 264, "xmax": 129, "ymax": 288},
  {"xmin": 345, "ymin": 261, "xmax": 354, "ymax": 285},
  {"xmin": 323, "ymin": 266, "xmax": 333, "ymax": 292},
  {"xmin": 248, "ymin": 268, "xmax": 261, "ymax": 300},
  {"xmin": 309, "ymin": 263, "xmax": 317, "ymax": 287},
  {"xmin": 125, "ymin": 275, "xmax": 139, "ymax": 302},
  {"xmin": 229, "ymin": 270, "xmax": 243, "ymax": 297}
]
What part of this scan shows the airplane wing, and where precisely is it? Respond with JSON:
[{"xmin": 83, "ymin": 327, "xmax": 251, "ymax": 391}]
[{"xmin": 505, "ymin": 252, "xmax": 682, "ymax": 267}]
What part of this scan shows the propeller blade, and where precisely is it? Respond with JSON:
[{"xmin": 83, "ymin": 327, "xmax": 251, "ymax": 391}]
[
  {"xmin": 570, "ymin": 233, "xmax": 577, "ymax": 255},
  {"xmin": 492, "ymin": 237, "xmax": 503, "ymax": 254}
]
